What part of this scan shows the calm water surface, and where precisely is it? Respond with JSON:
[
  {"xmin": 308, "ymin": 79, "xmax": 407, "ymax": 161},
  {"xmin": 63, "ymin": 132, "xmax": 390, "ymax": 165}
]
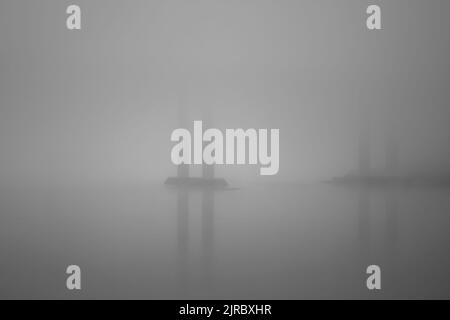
[{"xmin": 1, "ymin": 181, "xmax": 450, "ymax": 299}]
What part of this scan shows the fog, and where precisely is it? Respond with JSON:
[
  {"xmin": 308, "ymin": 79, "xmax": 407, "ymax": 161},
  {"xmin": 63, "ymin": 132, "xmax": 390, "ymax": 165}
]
[
  {"xmin": 0, "ymin": 1, "xmax": 449, "ymax": 184},
  {"xmin": 1, "ymin": 1, "xmax": 450, "ymax": 299}
]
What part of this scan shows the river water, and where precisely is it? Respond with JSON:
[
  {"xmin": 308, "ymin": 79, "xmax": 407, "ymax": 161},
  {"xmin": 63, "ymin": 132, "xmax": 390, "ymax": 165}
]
[{"xmin": 1, "ymin": 181, "xmax": 450, "ymax": 299}]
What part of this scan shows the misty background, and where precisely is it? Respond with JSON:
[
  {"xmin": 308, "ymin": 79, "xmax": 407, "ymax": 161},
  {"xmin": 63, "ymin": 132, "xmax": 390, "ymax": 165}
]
[
  {"xmin": 1, "ymin": 0, "xmax": 449, "ymax": 184},
  {"xmin": 1, "ymin": 0, "xmax": 450, "ymax": 299}
]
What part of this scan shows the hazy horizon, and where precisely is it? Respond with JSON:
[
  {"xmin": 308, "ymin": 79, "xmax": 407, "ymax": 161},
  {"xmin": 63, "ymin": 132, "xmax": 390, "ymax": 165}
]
[
  {"xmin": 1, "ymin": 0, "xmax": 450, "ymax": 300},
  {"xmin": 1, "ymin": 1, "xmax": 450, "ymax": 185}
]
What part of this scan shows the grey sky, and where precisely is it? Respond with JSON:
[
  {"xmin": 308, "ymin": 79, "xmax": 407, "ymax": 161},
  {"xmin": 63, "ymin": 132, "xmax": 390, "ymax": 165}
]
[{"xmin": 1, "ymin": 1, "xmax": 449, "ymax": 183}]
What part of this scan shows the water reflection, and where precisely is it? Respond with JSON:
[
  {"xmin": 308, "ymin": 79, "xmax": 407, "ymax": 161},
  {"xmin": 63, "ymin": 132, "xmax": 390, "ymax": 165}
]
[
  {"xmin": 384, "ymin": 187, "xmax": 399, "ymax": 297},
  {"xmin": 173, "ymin": 169, "xmax": 217, "ymax": 297},
  {"xmin": 357, "ymin": 187, "xmax": 371, "ymax": 258},
  {"xmin": 201, "ymin": 187, "xmax": 215, "ymax": 293},
  {"xmin": 356, "ymin": 185, "xmax": 400, "ymax": 296},
  {"xmin": 176, "ymin": 186, "xmax": 189, "ymax": 295}
]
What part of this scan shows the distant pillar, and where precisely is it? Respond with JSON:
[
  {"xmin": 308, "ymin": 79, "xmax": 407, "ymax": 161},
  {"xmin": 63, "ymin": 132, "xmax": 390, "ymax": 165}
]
[
  {"xmin": 177, "ymin": 80, "xmax": 189, "ymax": 179},
  {"xmin": 358, "ymin": 117, "xmax": 371, "ymax": 177},
  {"xmin": 385, "ymin": 127, "xmax": 399, "ymax": 176},
  {"xmin": 385, "ymin": 97, "xmax": 399, "ymax": 176},
  {"xmin": 202, "ymin": 101, "xmax": 215, "ymax": 180}
]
